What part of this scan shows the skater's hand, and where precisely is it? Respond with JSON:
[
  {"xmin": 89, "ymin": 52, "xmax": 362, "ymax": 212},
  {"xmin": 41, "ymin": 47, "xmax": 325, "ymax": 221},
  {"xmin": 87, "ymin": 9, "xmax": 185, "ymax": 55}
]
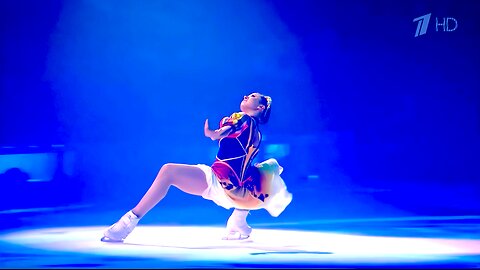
[{"xmin": 204, "ymin": 119, "xmax": 232, "ymax": 140}]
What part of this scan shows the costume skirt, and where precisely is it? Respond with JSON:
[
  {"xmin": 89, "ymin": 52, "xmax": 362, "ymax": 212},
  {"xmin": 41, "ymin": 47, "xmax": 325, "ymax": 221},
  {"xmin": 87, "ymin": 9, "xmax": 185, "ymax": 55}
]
[{"xmin": 197, "ymin": 158, "xmax": 292, "ymax": 217}]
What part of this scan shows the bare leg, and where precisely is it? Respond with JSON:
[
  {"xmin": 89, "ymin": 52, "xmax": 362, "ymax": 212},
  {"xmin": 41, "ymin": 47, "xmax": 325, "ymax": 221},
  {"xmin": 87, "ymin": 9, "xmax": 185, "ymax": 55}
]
[
  {"xmin": 102, "ymin": 163, "xmax": 208, "ymax": 241},
  {"xmin": 132, "ymin": 163, "xmax": 208, "ymax": 217}
]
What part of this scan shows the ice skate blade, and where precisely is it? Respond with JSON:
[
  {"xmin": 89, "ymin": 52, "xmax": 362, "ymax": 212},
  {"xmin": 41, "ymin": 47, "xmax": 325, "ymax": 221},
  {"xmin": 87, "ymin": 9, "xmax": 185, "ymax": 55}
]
[
  {"xmin": 100, "ymin": 236, "xmax": 124, "ymax": 243},
  {"xmin": 222, "ymin": 232, "xmax": 250, "ymax": 241}
]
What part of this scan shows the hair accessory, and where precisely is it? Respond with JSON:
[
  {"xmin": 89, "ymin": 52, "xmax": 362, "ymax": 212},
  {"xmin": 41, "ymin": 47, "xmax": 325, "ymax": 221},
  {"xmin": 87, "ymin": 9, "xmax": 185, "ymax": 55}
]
[{"xmin": 264, "ymin": 96, "xmax": 272, "ymax": 109}]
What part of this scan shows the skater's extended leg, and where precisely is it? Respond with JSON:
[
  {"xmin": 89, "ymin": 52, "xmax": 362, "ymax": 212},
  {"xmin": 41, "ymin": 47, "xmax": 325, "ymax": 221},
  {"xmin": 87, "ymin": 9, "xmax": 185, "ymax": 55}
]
[
  {"xmin": 102, "ymin": 163, "xmax": 208, "ymax": 242},
  {"xmin": 132, "ymin": 163, "xmax": 208, "ymax": 217}
]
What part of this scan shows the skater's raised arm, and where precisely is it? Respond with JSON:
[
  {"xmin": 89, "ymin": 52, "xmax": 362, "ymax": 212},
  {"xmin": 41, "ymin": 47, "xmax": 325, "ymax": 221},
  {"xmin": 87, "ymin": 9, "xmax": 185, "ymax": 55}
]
[{"xmin": 204, "ymin": 119, "xmax": 232, "ymax": 140}]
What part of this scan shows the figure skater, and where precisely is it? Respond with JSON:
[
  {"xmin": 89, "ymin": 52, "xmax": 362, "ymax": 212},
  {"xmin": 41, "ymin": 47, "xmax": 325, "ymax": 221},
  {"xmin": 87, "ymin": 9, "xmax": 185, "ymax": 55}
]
[{"xmin": 101, "ymin": 92, "xmax": 292, "ymax": 242}]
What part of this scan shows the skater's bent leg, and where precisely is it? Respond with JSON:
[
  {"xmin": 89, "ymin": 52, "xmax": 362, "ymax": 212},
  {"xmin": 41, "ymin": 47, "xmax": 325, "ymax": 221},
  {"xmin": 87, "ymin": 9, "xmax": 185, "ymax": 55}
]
[
  {"xmin": 228, "ymin": 209, "xmax": 250, "ymax": 228},
  {"xmin": 223, "ymin": 208, "xmax": 252, "ymax": 240},
  {"xmin": 132, "ymin": 163, "xmax": 208, "ymax": 218}
]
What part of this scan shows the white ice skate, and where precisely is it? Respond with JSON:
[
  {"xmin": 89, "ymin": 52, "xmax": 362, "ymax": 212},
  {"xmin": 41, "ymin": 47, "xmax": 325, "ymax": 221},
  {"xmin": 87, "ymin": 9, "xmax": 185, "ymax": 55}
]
[
  {"xmin": 222, "ymin": 209, "xmax": 252, "ymax": 240},
  {"xmin": 101, "ymin": 210, "xmax": 140, "ymax": 242}
]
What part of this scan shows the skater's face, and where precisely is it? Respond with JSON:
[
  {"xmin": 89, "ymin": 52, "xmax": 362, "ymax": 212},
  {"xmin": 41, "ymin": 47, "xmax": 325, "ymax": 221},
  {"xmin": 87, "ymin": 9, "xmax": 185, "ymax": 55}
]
[{"xmin": 240, "ymin": 93, "xmax": 266, "ymax": 117}]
